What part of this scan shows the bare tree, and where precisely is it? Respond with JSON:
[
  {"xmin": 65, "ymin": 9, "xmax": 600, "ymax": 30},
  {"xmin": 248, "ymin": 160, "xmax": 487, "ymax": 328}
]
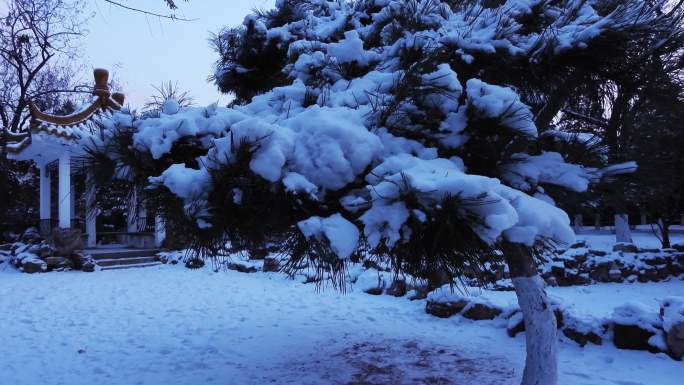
[{"xmin": 0, "ymin": 0, "xmax": 90, "ymax": 139}]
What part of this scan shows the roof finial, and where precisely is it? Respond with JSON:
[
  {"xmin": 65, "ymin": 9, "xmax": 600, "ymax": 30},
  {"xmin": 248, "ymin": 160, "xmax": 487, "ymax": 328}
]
[{"xmin": 93, "ymin": 68, "xmax": 110, "ymax": 98}]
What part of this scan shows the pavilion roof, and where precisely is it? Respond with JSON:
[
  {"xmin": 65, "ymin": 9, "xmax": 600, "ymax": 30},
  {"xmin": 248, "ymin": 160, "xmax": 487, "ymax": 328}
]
[{"xmin": 4, "ymin": 69, "xmax": 124, "ymax": 156}]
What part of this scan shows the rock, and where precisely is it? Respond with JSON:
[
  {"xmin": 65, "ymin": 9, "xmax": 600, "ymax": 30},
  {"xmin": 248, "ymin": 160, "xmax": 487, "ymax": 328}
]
[
  {"xmin": 408, "ymin": 286, "xmax": 429, "ymax": 301},
  {"xmin": 0, "ymin": 243, "xmax": 12, "ymax": 251},
  {"xmin": 26, "ymin": 244, "xmax": 41, "ymax": 254},
  {"xmin": 462, "ymin": 302, "xmax": 502, "ymax": 320},
  {"xmin": 82, "ymin": 260, "xmax": 97, "ymax": 273},
  {"xmin": 51, "ymin": 228, "xmax": 83, "ymax": 256},
  {"xmin": 589, "ymin": 262, "xmax": 613, "ymax": 283},
  {"xmin": 661, "ymin": 297, "xmax": 684, "ymax": 360},
  {"xmin": 263, "ymin": 257, "xmax": 280, "ymax": 272},
  {"xmin": 22, "ymin": 258, "xmax": 47, "ymax": 274},
  {"xmin": 608, "ymin": 265, "xmax": 623, "ymax": 282},
  {"xmin": 185, "ymin": 258, "xmax": 205, "ymax": 269},
  {"xmin": 21, "ymin": 227, "xmax": 41, "ymax": 243},
  {"xmin": 613, "ymin": 324, "xmax": 661, "ymax": 353},
  {"xmin": 225, "ymin": 262, "xmax": 257, "ymax": 273},
  {"xmin": 554, "ymin": 308, "xmax": 565, "ymax": 329},
  {"xmin": 574, "ymin": 252, "xmax": 589, "ymax": 264},
  {"xmin": 45, "ymin": 256, "xmax": 73, "ymax": 270},
  {"xmin": 570, "ymin": 240, "xmax": 587, "ymax": 249},
  {"xmin": 613, "ymin": 243, "xmax": 639, "ymax": 253},
  {"xmin": 386, "ymin": 279, "xmax": 407, "ymax": 297},
  {"xmin": 643, "ymin": 255, "xmax": 668, "ymax": 266},
  {"xmin": 562, "ymin": 327, "xmax": 602, "ymax": 347},
  {"xmin": 588, "ymin": 249, "xmax": 607, "ymax": 257},
  {"xmin": 550, "ymin": 265, "xmax": 566, "ymax": 278},
  {"xmin": 425, "ymin": 299, "xmax": 468, "ymax": 318},
  {"xmin": 506, "ymin": 311, "xmax": 525, "ymax": 337},
  {"xmin": 37, "ymin": 243, "xmax": 54, "ymax": 258},
  {"xmin": 612, "ymin": 302, "xmax": 664, "ymax": 353},
  {"xmin": 557, "ymin": 272, "xmax": 591, "ymax": 286},
  {"xmin": 364, "ymin": 287, "xmax": 383, "ymax": 295}
]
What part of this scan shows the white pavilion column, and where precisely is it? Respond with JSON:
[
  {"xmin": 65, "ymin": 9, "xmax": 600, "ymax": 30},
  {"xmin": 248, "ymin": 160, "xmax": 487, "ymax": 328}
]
[
  {"xmin": 39, "ymin": 164, "xmax": 51, "ymax": 235},
  {"xmin": 127, "ymin": 190, "xmax": 138, "ymax": 233},
  {"xmin": 155, "ymin": 215, "xmax": 166, "ymax": 248},
  {"xmin": 85, "ymin": 172, "xmax": 97, "ymax": 247},
  {"xmin": 58, "ymin": 152, "xmax": 72, "ymax": 229}
]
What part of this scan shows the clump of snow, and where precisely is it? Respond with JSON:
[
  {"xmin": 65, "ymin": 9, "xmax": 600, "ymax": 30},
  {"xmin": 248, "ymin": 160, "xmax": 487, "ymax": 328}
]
[
  {"xmin": 297, "ymin": 214, "xmax": 360, "ymax": 259},
  {"xmin": 148, "ymin": 164, "xmax": 209, "ymax": 201},
  {"xmin": 612, "ymin": 301, "xmax": 662, "ymax": 332},
  {"xmin": 326, "ymin": 30, "xmax": 380, "ymax": 66},
  {"xmin": 465, "ymin": 79, "xmax": 537, "ymax": 137},
  {"xmin": 162, "ymin": 99, "xmax": 181, "ymax": 115},
  {"xmin": 502, "ymin": 152, "xmax": 595, "ymax": 192}
]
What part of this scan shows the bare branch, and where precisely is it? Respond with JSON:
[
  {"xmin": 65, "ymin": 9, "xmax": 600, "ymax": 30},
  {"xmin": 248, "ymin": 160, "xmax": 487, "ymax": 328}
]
[{"xmin": 103, "ymin": 0, "xmax": 196, "ymax": 21}]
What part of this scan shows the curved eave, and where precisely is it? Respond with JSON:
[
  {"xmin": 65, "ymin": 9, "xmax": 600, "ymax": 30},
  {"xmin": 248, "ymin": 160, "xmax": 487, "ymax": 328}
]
[
  {"xmin": 4, "ymin": 134, "xmax": 31, "ymax": 154},
  {"xmin": 28, "ymin": 96, "xmax": 121, "ymax": 127}
]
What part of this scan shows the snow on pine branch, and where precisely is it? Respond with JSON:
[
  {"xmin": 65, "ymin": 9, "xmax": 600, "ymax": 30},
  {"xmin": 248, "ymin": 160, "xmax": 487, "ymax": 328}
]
[{"xmin": 95, "ymin": 0, "xmax": 656, "ymax": 260}]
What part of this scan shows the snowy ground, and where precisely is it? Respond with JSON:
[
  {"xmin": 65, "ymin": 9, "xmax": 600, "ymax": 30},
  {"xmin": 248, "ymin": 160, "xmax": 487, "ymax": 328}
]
[
  {"xmin": 576, "ymin": 228, "xmax": 684, "ymax": 250},
  {"xmin": 1, "ymin": 233, "xmax": 683, "ymax": 385}
]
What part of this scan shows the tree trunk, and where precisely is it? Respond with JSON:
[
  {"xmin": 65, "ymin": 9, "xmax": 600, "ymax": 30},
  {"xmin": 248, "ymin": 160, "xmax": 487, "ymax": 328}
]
[
  {"xmin": 534, "ymin": 70, "xmax": 585, "ymax": 131},
  {"xmin": 658, "ymin": 218, "xmax": 671, "ymax": 249},
  {"xmin": 615, "ymin": 214, "xmax": 633, "ymax": 243},
  {"xmin": 503, "ymin": 242, "xmax": 558, "ymax": 385},
  {"xmin": 594, "ymin": 214, "xmax": 601, "ymax": 230}
]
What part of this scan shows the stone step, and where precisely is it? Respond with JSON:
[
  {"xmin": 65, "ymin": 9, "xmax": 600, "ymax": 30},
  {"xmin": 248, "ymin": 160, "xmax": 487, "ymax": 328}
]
[
  {"xmin": 99, "ymin": 262, "xmax": 163, "ymax": 271},
  {"xmin": 96, "ymin": 256, "xmax": 158, "ymax": 267},
  {"xmin": 86, "ymin": 249, "xmax": 160, "ymax": 260}
]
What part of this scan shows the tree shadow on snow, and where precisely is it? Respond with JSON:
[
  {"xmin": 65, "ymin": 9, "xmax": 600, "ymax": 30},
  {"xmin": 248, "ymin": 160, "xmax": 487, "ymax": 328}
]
[{"xmin": 270, "ymin": 338, "xmax": 515, "ymax": 385}]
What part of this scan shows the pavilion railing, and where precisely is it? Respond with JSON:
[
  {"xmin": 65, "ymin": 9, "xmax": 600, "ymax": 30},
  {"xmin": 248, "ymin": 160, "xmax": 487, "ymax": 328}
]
[{"xmin": 135, "ymin": 216, "xmax": 155, "ymax": 233}]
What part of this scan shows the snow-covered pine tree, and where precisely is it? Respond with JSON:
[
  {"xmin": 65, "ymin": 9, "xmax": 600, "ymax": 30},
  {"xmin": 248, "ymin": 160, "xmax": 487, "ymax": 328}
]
[{"xmin": 86, "ymin": 1, "xmax": 682, "ymax": 384}]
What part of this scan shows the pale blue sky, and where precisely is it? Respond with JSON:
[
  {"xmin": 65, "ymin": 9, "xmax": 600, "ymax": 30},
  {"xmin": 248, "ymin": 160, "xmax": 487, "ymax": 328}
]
[{"xmin": 84, "ymin": 0, "xmax": 275, "ymax": 108}]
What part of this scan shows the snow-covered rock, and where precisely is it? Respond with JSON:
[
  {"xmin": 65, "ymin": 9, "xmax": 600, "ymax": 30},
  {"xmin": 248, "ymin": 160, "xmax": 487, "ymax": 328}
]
[
  {"xmin": 612, "ymin": 302, "xmax": 666, "ymax": 353},
  {"xmin": 661, "ymin": 297, "xmax": 684, "ymax": 360}
]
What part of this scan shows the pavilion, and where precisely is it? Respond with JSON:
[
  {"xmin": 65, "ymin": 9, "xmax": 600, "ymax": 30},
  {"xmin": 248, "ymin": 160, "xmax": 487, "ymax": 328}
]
[{"xmin": 5, "ymin": 69, "xmax": 165, "ymax": 249}]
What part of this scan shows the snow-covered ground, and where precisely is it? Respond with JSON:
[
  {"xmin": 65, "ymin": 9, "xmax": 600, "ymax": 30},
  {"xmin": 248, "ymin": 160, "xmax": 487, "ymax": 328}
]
[
  {"xmin": 1, "ymin": 265, "xmax": 682, "ymax": 384},
  {"xmin": 576, "ymin": 228, "xmax": 684, "ymax": 250}
]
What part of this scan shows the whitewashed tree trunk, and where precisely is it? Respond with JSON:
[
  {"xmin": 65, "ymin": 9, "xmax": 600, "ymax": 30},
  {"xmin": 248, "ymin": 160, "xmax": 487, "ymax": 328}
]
[
  {"xmin": 504, "ymin": 243, "xmax": 558, "ymax": 385},
  {"xmin": 573, "ymin": 214, "xmax": 583, "ymax": 234},
  {"xmin": 614, "ymin": 214, "xmax": 632, "ymax": 243},
  {"xmin": 512, "ymin": 276, "xmax": 558, "ymax": 385}
]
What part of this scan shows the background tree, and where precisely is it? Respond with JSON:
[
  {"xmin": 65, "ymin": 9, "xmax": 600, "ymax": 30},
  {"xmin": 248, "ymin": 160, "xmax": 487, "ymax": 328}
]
[
  {"xmin": 625, "ymin": 62, "xmax": 684, "ymax": 248},
  {"xmin": 0, "ymin": 0, "xmax": 89, "ymax": 237},
  {"xmin": 548, "ymin": 1, "xmax": 684, "ymax": 242},
  {"xmin": 0, "ymin": 0, "xmax": 88, "ymax": 137}
]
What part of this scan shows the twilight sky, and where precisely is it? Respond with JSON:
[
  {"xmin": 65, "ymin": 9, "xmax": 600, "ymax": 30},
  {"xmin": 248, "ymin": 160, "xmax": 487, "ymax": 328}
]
[{"xmin": 84, "ymin": 0, "xmax": 275, "ymax": 108}]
